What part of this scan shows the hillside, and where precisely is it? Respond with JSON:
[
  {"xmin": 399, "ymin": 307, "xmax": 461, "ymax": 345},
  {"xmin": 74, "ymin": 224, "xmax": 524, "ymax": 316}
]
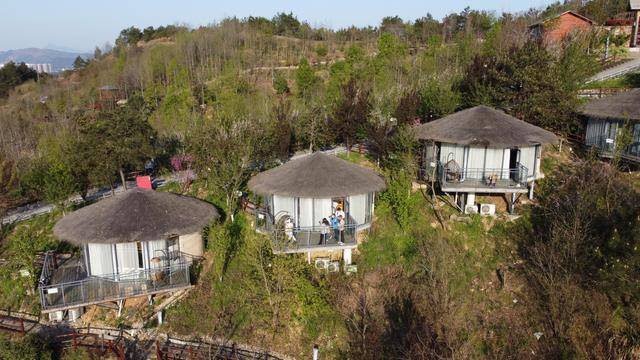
[
  {"xmin": 0, "ymin": 5, "xmax": 639, "ymax": 359},
  {"xmin": 0, "ymin": 48, "xmax": 90, "ymax": 71}
]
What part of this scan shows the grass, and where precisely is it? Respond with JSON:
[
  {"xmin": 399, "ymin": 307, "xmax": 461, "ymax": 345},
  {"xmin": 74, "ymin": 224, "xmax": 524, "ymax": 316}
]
[
  {"xmin": 581, "ymin": 72, "xmax": 640, "ymax": 89},
  {"xmin": 164, "ymin": 216, "xmax": 345, "ymax": 358},
  {"xmin": 0, "ymin": 210, "xmax": 68, "ymax": 313},
  {"xmin": 337, "ymin": 150, "xmax": 378, "ymax": 169}
]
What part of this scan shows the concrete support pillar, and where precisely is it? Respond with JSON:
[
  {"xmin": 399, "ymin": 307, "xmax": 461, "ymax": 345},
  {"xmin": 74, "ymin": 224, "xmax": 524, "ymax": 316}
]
[
  {"xmin": 148, "ymin": 295, "xmax": 154, "ymax": 306},
  {"xmin": 466, "ymin": 193, "xmax": 476, "ymax": 206},
  {"xmin": 117, "ymin": 299, "xmax": 124, "ymax": 317},
  {"xmin": 343, "ymin": 248, "xmax": 352, "ymax": 265},
  {"xmin": 307, "ymin": 252, "xmax": 311, "ymax": 265},
  {"xmin": 509, "ymin": 193, "xmax": 516, "ymax": 214},
  {"xmin": 157, "ymin": 310, "xmax": 163, "ymax": 325},
  {"xmin": 529, "ymin": 181, "xmax": 535, "ymax": 200}
]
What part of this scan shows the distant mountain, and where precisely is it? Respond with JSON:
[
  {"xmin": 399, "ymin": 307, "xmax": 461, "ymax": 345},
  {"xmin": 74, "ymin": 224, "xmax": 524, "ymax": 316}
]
[{"xmin": 0, "ymin": 48, "xmax": 91, "ymax": 71}]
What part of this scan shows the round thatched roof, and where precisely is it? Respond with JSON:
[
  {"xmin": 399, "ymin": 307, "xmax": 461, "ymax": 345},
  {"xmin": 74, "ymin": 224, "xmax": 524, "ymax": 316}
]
[
  {"xmin": 248, "ymin": 152, "xmax": 386, "ymax": 198},
  {"xmin": 414, "ymin": 105, "xmax": 558, "ymax": 147},
  {"xmin": 579, "ymin": 89, "xmax": 640, "ymax": 121},
  {"xmin": 54, "ymin": 188, "xmax": 219, "ymax": 246}
]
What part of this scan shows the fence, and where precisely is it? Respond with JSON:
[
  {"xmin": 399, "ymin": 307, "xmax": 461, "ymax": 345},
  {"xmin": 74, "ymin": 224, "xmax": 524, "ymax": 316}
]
[
  {"xmin": 255, "ymin": 209, "xmax": 359, "ymax": 252},
  {"xmin": 420, "ymin": 161, "xmax": 529, "ymax": 189},
  {"xmin": 39, "ymin": 253, "xmax": 192, "ymax": 311}
]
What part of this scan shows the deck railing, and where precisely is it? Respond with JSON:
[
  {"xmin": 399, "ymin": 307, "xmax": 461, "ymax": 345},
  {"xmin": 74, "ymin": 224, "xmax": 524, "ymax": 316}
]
[
  {"xmin": 255, "ymin": 209, "xmax": 359, "ymax": 252},
  {"xmin": 420, "ymin": 161, "xmax": 529, "ymax": 189},
  {"xmin": 39, "ymin": 252, "xmax": 192, "ymax": 312},
  {"xmin": 587, "ymin": 135, "xmax": 640, "ymax": 160}
]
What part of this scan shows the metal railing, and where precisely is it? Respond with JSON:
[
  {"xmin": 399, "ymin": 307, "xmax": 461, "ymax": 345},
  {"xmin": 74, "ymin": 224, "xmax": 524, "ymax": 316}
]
[
  {"xmin": 420, "ymin": 161, "xmax": 529, "ymax": 189},
  {"xmin": 255, "ymin": 209, "xmax": 359, "ymax": 252},
  {"xmin": 587, "ymin": 135, "xmax": 640, "ymax": 160},
  {"xmin": 39, "ymin": 253, "xmax": 192, "ymax": 312},
  {"xmin": 271, "ymin": 223, "xmax": 358, "ymax": 252},
  {"xmin": 39, "ymin": 251, "xmax": 56, "ymax": 287}
]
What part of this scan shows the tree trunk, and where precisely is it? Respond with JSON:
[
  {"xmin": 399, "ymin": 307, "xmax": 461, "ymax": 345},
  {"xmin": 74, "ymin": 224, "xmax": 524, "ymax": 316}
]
[{"xmin": 119, "ymin": 168, "xmax": 127, "ymax": 191}]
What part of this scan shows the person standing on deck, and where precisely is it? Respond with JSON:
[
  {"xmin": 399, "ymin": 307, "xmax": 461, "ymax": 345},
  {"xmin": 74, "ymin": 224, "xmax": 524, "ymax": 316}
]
[
  {"xmin": 335, "ymin": 204, "xmax": 345, "ymax": 220},
  {"xmin": 319, "ymin": 218, "xmax": 330, "ymax": 245},
  {"xmin": 338, "ymin": 215, "xmax": 345, "ymax": 245},
  {"xmin": 285, "ymin": 218, "xmax": 295, "ymax": 242},
  {"xmin": 330, "ymin": 214, "xmax": 339, "ymax": 244}
]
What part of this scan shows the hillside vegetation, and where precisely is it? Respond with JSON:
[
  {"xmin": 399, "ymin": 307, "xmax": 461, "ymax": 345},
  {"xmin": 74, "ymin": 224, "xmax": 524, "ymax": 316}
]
[{"xmin": 0, "ymin": 2, "xmax": 639, "ymax": 359}]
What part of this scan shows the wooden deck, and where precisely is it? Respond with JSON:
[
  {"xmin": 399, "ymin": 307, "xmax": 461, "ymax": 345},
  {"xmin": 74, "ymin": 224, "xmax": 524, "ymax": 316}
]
[
  {"xmin": 39, "ymin": 253, "xmax": 192, "ymax": 313},
  {"xmin": 441, "ymin": 178, "xmax": 529, "ymax": 194},
  {"xmin": 258, "ymin": 223, "xmax": 360, "ymax": 254}
]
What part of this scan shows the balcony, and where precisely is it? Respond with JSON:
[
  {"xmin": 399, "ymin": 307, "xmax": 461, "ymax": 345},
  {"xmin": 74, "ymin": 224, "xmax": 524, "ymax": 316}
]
[
  {"xmin": 255, "ymin": 210, "xmax": 359, "ymax": 254},
  {"xmin": 38, "ymin": 251, "xmax": 193, "ymax": 313},
  {"xmin": 420, "ymin": 161, "xmax": 529, "ymax": 193},
  {"xmin": 587, "ymin": 135, "xmax": 640, "ymax": 163}
]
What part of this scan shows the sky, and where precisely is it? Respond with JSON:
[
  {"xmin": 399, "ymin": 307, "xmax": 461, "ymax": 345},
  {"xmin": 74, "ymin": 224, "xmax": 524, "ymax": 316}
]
[{"xmin": 0, "ymin": 0, "xmax": 557, "ymax": 52}]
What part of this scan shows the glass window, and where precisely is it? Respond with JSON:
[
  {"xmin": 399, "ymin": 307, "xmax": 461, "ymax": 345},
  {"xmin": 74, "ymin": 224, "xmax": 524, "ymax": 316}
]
[{"xmin": 365, "ymin": 193, "xmax": 373, "ymax": 224}]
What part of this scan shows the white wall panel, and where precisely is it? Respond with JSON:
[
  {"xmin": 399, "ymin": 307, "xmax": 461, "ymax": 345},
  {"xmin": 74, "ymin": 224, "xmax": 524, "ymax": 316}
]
[
  {"xmin": 273, "ymin": 195, "xmax": 295, "ymax": 222},
  {"xmin": 87, "ymin": 243, "xmax": 114, "ymax": 276},
  {"xmin": 298, "ymin": 198, "xmax": 313, "ymax": 227},
  {"xmin": 348, "ymin": 194, "xmax": 366, "ymax": 225}
]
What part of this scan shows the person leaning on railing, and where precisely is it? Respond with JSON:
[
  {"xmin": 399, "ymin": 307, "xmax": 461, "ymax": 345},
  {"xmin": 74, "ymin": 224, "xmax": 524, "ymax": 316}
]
[{"xmin": 319, "ymin": 218, "xmax": 330, "ymax": 245}]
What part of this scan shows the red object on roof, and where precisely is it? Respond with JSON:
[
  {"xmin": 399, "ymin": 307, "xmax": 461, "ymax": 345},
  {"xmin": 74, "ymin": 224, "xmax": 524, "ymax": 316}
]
[{"xmin": 136, "ymin": 176, "xmax": 153, "ymax": 190}]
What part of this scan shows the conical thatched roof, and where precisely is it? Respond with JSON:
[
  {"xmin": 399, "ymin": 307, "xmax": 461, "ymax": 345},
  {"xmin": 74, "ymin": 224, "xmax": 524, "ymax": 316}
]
[
  {"xmin": 414, "ymin": 106, "xmax": 558, "ymax": 147},
  {"xmin": 54, "ymin": 188, "xmax": 219, "ymax": 246},
  {"xmin": 248, "ymin": 152, "xmax": 386, "ymax": 198},
  {"xmin": 579, "ymin": 89, "xmax": 640, "ymax": 121}
]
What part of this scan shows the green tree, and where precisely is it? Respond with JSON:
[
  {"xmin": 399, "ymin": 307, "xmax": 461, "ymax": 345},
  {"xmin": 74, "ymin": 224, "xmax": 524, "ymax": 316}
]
[
  {"xmin": 116, "ymin": 26, "xmax": 143, "ymax": 46},
  {"xmin": 0, "ymin": 333, "xmax": 52, "ymax": 360},
  {"xmin": 0, "ymin": 152, "xmax": 18, "ymax": 217},
  {"xmin": 458, "ymin": 40, "xmax": 595, "ymax": 135},
  {"xmin": 72, "ymin": 56, "xmax": 88, "ymax": 70},
  {"xmin": 0, "ymin": 61, "xmax": 37, "ymax": 97},
  {"xmin": 272, "ymin": 71, "xmax": 290, "ymax": 95},
  {"xmin": 69, "ymin": 102, "xmax": 156, "ymax": 191},
  {"xmin": 272, "ymin": 12, "xmax": 301, "ymax": 36},
  {"xmin": 419, "ymin": 80, "xmax": 460, "ymax": 121},
  {"xmin": 295, "ymin": 58, "xmax": 317, "ymax": 99},
  {"xmin": 188, "ymin": 115, "xmax": 267, "ymax": 222},
  {"xmin": 331, "ymin": 79, "xmax": 371, "ymax": 150},
  {"xmin": 517, "ymin": 159, "xmax": 640, "ymax": 357},
  {"xmin": 21, "ymin": 157, "xmax": 77, "ymax": 208}
]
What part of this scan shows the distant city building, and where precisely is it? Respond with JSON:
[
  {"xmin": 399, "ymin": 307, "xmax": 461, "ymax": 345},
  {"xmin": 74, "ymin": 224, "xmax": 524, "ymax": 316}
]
[{"xmin": 25, "ymin": 63, "xmax": 53, "ymax": 73}]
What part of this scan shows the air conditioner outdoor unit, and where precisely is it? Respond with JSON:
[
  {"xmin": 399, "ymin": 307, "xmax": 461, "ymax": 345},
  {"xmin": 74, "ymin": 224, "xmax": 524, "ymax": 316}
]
[
  {"xmin": 48, "ymin": 311, "xmax": 64, "ymax": 322},
  {"xmin": 327, "ymin": 261, "xmax": 341, "ymax": 272},
  {"xmin": 465, "ymin": 205, "xmax": 478, "ymax": 214},
  {"xmin": 344, "ymin": 264, "xmax": 358, "ymax": 274},
  {"xmin": 68, "ymin": 307, "xmax": 84, "ymax": 322},
  {"xmin": 314, "ymin": 258, "xmax": 331, "ymax": 270},
  {"xmin": 479, "ymin": 203, "xmax": 496, "ymax": 216}
]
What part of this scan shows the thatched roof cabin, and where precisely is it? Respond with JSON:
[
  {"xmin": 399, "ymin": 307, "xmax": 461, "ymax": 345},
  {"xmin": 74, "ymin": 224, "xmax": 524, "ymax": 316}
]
[
  {"xmin": 414, "ymin": 105, "xmax": 558, "ymax": 147},
  {"xmin": 54, "ymin": 188, "xmax": 219, "ymax": 246},
  {"xmin": 579, "ymin": 89, "xmax": 640, "ymax": 121},
  {"xmin": 248, "ymin": 152, "xmax": 386, "ymax": 198}
]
